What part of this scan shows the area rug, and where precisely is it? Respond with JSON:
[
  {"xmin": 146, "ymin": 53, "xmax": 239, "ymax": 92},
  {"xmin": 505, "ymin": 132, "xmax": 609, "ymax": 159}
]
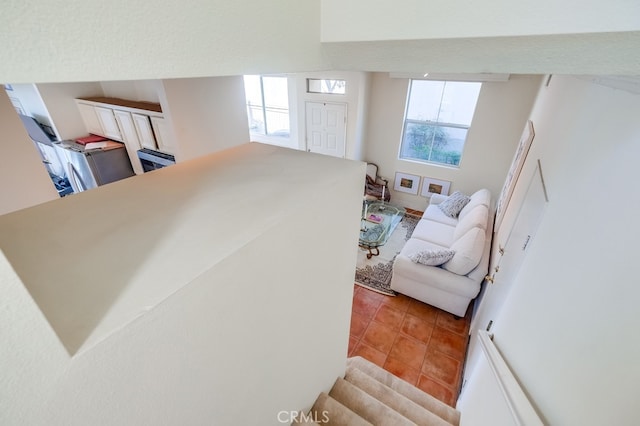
[{"xmin": 355, "ymin": 213, "xmax": 420, "ymax": 296}]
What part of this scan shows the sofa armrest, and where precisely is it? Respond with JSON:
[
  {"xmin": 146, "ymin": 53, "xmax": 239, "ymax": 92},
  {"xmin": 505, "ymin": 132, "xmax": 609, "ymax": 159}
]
[{"xmin": 429, "ymin": 193, "xmax": 448, "ymax": 205}]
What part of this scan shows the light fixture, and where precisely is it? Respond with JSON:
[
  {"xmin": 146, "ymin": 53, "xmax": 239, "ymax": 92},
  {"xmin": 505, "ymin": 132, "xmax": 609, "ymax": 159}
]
[{"xmin": 423, "ymin": 73, "xmax": 429, "ymax": 77}]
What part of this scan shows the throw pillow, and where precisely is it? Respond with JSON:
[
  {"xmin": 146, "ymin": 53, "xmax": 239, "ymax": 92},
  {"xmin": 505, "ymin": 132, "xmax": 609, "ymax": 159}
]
[
  {"xmin": 438, "ymin": 191, "xmax": 471, "ymax": 218},
  {"xmin": 408, "ymin": 249, "xmax": 456, "ymax": 266},
  {"xmin": 443, "ymin": 227, "xmax": 486, "ymax": 275}
]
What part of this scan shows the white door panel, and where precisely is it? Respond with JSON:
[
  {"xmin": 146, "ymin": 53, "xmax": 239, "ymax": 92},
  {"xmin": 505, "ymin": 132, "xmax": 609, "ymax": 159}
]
[
  {"xmin": 464, "ymin": 163, "xmax": 548, "ymax": 389},
  {"xmin": 305, "ymin": 102, "xmax": 346, "ymax": 158}
]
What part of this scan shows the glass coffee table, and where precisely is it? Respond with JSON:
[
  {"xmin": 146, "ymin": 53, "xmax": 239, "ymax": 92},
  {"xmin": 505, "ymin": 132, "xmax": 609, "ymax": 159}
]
[{"xmin": 359, "ymin": 201, "xmax": 406, "ymax": 259}]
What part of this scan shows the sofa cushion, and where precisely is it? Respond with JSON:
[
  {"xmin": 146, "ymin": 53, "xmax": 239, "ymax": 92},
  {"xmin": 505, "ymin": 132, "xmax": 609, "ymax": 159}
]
[
  {"xmin": 408, "ymin": 249, "xmax": 456, "ymax": 266},
  {"xmin": 393, "ymin": 254, "xmax": 481, "ymax": 300},
  {"xmin": 458, "ymin": 189, "xmax": 491, "ymax": 221},
  {"xmin": 453, "ymin": 205, "xmax": 489, "ymax": 241},
  {"xmin": 399, "ymin": 238, "xmax": 449, "ymax": 257},
  {"xmin": 438, "ymin": 191, "xmax": 470, "ymax": 218},
  {"xmin": 443, "ymin": 227, "xmax": 486, "ymax": 275},
  {"xmin": 428, "ymin": 193, "xmax": 449, "ymax": 205},
  {"xmin": 411, "ymin": 219, "xmax": 456, "ymax": 247},
  {"xmin": 421, "ymin": 204, "xmax": 459, "ymax": 226}
]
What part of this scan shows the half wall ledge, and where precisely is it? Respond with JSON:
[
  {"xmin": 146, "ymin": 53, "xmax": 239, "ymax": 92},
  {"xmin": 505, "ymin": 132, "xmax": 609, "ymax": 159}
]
[{"xmin": 0, "ymin": 142, "xmax": 365, "ymax": 356}]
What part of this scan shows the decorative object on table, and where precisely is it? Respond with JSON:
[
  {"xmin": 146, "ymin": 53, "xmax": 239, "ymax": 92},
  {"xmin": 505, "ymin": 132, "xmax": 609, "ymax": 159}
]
[
  {"xmin": 365, "ymin": 214, "xmax": 383, "ymax": 224},
  {"xmin": 393, "ymin": 172, "xmax": 420, "ymax": 195},
  {"xmin": 364, "ymin": 162, "xmax": 390, "ymax": 202},
  {"xmin": 420, "ymin": 177, "xmax": 451, "ymax": 197},
  {"xmin": 495, "ymin": 120, "xmax": 535, "ymax": 230},
  {"xmin": 360, "ymin": 223, "xmax": 384, "ymax": 242},
  {"xmin": 355, "ymin": 213, "xmax": 420, "ymax": 296}
]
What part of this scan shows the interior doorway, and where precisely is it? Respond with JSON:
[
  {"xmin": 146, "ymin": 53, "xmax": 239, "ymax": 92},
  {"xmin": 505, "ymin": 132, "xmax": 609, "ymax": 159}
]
[{"xmin": 305, "ymin": 101, "xmax": 346, "ymax": 158}]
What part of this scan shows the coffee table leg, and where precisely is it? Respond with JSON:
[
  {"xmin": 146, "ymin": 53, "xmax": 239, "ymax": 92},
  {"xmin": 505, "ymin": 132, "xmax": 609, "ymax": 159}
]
[{"xmin": 366, "ymin": 247, "xmax": 380, "ymax": 259}]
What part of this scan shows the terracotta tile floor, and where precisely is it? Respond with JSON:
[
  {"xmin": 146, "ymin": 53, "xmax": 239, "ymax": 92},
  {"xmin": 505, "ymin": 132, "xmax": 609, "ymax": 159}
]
[{"xmin": 348, "ymin": 284, "xmax": 472, "ymax": 407}]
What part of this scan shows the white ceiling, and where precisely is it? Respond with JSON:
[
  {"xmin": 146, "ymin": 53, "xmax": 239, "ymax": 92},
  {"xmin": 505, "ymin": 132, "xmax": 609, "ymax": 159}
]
[{"xmin": 322, "ymin": 32, "xmax": 640, "ymax": 76}]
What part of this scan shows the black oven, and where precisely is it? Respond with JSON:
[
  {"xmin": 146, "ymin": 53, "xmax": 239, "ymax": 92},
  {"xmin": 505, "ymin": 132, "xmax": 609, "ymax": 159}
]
[{"xmin": 137, "ymin": 148, "xmax": 176, "ymax": 172}]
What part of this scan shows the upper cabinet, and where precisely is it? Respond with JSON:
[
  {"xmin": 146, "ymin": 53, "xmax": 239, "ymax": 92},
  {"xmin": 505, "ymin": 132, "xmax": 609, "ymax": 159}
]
[
  {"xmin": 76, "ymin": 102, "xmax": 103, "ymax": 135},
  {"xmin": 150, "ymin": 116, "xmax": 175, "ymax": 154},
  {"xmin": 131, "ymin": 113, "xmax": 157, "ymax": 151},
  {"xmin": 113, "ymin": 110, "xmax": 144, "ymax": 175},
  {"xmin": 94, "ymin": 106, "xmax": 123, "ymax": 141},
  {"xmin": 75, "ymin": 97, "xmax": 176, "ymax": 159}
]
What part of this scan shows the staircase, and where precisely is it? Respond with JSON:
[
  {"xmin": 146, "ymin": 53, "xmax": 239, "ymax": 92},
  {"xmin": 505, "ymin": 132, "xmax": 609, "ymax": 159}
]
[{"xmin": 292, "ymin": 356, "xmax": 460, "ymax": 426}]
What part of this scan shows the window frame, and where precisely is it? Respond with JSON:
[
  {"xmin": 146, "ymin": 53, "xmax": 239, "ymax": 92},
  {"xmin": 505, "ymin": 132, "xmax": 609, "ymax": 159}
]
[
  {"xmin": 306, "ymin": 78, "xmax": 347, "ymax": 95},
  {"xmin": 399, "ymin": 79, "xmax": 481, "ymax": 168},
  {"xmin": 244, "ymin": 75, "xmax": 291, "ymax": 144}
]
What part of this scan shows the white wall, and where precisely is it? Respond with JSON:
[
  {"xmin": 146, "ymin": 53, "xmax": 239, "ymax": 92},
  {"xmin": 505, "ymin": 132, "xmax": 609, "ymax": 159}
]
[
  {"xmin": 160, "ymin": 76, "xmax": 250, "ymax": 162},
  {"xmin": 0, "ymin": 0, "xmax": 327, "ymax": 84},
  {"xmin": 0, "ymin": 143, "xmax": 364, "ymax": 425},
  {"xmin": 36, "ymin": 82, "xmax": 104, "ymax": 140},
  {"xmin": 1, "ymin": 1, "xmax": 638, "ymax": 85},
  {"xmin": 0, "ymin": 90, "xmax": 58, "ymax": 215},
  {"xmin": 100, "ymin": 80, "xmax": 161, "ymax": 103},
  {"xmin": 474, "ymin": 76, "xmax": 640, "ymax": 425},
  {"xmin": 3, "ymin": 84, "xmax": 53, "ymax": 126},
  {"xmin": 249, "ymin": 71, "xmax": 370, "ymax": 161},
  {"xmin": 364, "ymin": 73, "xmax": 542, "ymax": 211}
]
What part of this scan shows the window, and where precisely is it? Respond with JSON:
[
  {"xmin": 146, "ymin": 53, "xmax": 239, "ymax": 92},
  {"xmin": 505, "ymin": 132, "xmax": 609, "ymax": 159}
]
[
  {"xmin": 400, "ymin": 80, "xmax": 481, "ymax": 167},
  {"xmin": 307, "ymin": 79, "xmax": 346, "ymax": 95},
  {"xmin": 243, "ymin": 75, "xmax": 290, "ymax": 138}
]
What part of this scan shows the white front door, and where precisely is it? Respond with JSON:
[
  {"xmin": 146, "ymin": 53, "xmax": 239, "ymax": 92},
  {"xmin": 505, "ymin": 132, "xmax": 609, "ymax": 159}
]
[{"xmin": 305, "ymin": 102, "xmax": 346, "ymax": 158}]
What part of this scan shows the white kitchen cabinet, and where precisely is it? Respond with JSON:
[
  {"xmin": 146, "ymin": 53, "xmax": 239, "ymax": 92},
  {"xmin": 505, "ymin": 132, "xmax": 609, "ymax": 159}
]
[
  {"xmin": 113, "ymin": 110, "xmax": 144, "ymax": 175},
  {"xmin": 94, "ymin": 106, "xmax": 123, "ymax": 141},
  {"xmin": 75, "ymin": 97, "xmax": 173, "ymax": 156},
  {"xmin": 150, "ymin": 116, "xmax": 175, "ymax": 154},
  {"xmin": 76, "ymin": 102, "xmax": 103, "ymax": 135},
  {"xmin": 132, "ymin": 113, "xmax": 158, "ymax": 150}
]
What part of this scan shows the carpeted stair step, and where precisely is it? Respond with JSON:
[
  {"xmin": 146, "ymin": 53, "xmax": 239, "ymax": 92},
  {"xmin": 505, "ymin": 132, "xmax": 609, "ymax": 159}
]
[
  {"xmin": 328, "ymin": 377, "xmax": 415, "ymax": 426},
  {"xmin": 290, "ymin": 420, "xmax": 319, "ymax": 425},
  {"xmin": 293, "ymin": 392, "xmax": 372, "ymax": 426},
  {"xmin": 344, "ymin": 365, "xmax": 454, "ymax": 426},
  {"xmin": 347, "ymin": 356, "xmax": 460, "ymax": 425}
]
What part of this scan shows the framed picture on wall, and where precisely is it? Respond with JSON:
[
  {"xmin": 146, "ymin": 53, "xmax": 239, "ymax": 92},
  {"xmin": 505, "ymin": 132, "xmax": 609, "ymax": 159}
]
[
  {"xmin": 494, "ymin": 119, "xmax": 535, "ymax": 230},
  {"xmin": 420, "ymin": 177, "xmax": 451, "ymax": 197},
  {"xmin": 393, "ymin": 172, "xmax": 420, "ymax": 195}
]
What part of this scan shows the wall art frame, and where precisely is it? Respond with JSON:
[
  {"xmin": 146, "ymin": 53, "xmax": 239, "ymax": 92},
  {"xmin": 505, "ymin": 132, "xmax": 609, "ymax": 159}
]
[
  {"xmin": 420, "ymin": 177, "xmax": 451, "ymax": 197},
  {"xmin": 494, "ymin": 120, "xmax": 535, "ymax": 230},
  {"xmin": 393, "ymin": 172, "xmax": 420, "ymax": 195}
]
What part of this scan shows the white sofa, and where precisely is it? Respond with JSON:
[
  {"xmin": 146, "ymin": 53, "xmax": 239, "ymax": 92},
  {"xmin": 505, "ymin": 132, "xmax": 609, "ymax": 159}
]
[{"xmin": 390, "ymin": 189, "xmax": 493, "ymax": 317}]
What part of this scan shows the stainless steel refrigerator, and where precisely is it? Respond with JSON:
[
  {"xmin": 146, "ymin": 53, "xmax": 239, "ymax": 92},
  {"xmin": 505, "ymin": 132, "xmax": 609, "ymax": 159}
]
[{"xmin": 53, "ymin": 140, "xmax": 135, "ymax": 193}]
